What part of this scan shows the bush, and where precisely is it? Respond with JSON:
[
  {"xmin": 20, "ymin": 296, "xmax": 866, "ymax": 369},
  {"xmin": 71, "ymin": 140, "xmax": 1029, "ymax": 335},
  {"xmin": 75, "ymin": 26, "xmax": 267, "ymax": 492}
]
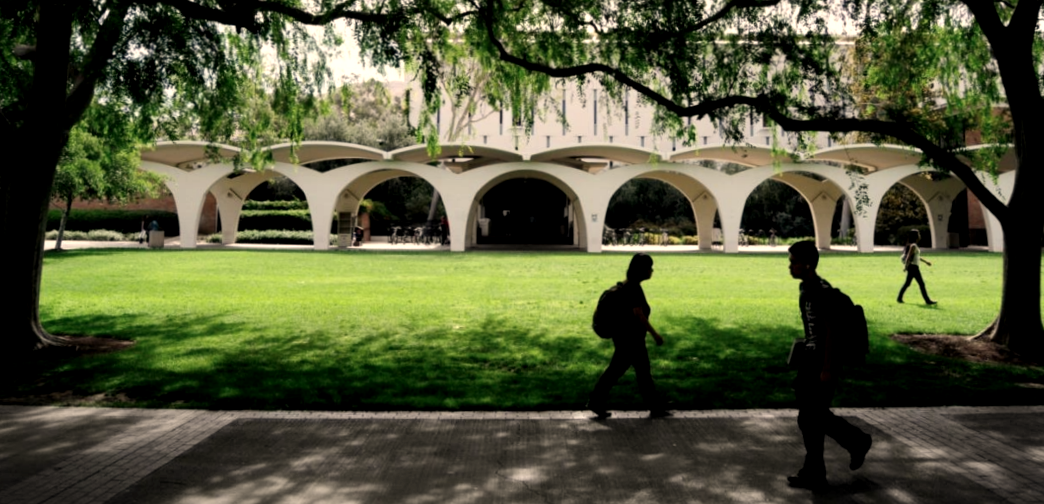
[
  {"xmin": 682, "ymin": 235, "xmax": 699, "ymax": 245},
  {"xmin": 238, "ymin": 209, "xmax": 313, "ymax": 231},
  {"xmin": 45, "ymin": 229, "xmax": 132, "ymax": 241},
  {"xmin": 668, "ymin": 236, "xmax": 683, "ymax": 245},
  {"xmin": 217, "ymin": 230, "xmax": 337, "ymax": 245},
  {"xmin": 47, "ymin": 209, "xmax": 179, "ymax": 236},
  {"xmin": 242, "ymin": 200, "xmax": 308, "ymax": 210}
]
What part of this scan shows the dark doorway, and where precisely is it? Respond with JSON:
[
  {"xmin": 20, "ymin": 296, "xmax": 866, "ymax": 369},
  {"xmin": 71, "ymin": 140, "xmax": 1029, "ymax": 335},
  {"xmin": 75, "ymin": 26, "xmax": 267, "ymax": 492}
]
[{"xmin": 478, "ymin": 178, "xmax": 572, "ymax": 245}]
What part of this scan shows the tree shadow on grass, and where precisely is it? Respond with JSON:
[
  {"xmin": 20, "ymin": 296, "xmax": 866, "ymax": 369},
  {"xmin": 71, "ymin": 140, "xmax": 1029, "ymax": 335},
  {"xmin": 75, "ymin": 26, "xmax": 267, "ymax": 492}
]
[{"xmin": 8, "ymin": 311, "xmax": 1044, "ymax": 410}]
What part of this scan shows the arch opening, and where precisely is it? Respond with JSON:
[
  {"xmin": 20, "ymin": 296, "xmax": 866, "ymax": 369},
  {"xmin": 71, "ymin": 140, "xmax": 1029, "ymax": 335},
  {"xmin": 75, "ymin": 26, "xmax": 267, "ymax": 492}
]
[
  {"xmin": 605, "ymin": 178, "xmax": 697, "ymax": 244},
  {"xmin": 476, "ymin": 178, "xmax": 574, "ymax": 246},
  {"xmin": 874, "ymin": 183, "xmax": 930, "ymax": 246},
  {"xmin": 355, "ymin": 175, "xmax": 443, "ymax": 242},
  {"xmin": 740, "ymin": 179, "xmax": 815, "ymax": 244}
]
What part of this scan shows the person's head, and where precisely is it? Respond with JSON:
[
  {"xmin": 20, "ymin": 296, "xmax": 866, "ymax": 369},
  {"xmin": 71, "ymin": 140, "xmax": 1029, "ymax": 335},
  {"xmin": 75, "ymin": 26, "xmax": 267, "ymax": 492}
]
[
  {"xmin": 906, "ymin": 229, "xmax": 921, "ymax": 245},
  {"xmin": 626, "ymin": 253, "xmax": 654, "ymax": 282},
  {"xmin": 788, "ymin": 240, "xmax": 819, "ymax": 280}
]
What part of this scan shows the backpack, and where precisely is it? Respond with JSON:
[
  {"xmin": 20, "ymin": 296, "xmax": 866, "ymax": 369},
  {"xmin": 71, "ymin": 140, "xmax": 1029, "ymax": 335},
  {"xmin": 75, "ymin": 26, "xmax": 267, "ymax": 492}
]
[
  {"xmin": 592, "ymin": 284, "xmax": 624, "ymax": 339},
  {"xmin": 825, "ymin": 287, "xmax": 869, "ymax": 365}
]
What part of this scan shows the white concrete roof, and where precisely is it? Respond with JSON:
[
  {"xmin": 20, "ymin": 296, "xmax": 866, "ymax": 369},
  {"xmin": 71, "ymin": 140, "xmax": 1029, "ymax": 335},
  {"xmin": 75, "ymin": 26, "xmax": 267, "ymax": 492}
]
[
  {"xmin": 807, "ymin": 144, "xmax": 923, "ymax": 171},
  {"xmin": 669, "ymin": 145, "xmax": 796, "ymax": 167},
  {"xmin": 389, "ymin": 144, "xmax": 523, "ymax": 164},
  {"xmin": 267, "ymin": 141, "xmax": 387, "ymax": 164},
  {"xmin": 959, "ymin": 144, "xmax": 1017, "ymax": 173},
  {"xmin": 141, "ymin": 141, "xmax": 241, "ymax": 168},
  {"xmin": 530, "ymin": 144, "xmax": 659, "ymax": 166}
]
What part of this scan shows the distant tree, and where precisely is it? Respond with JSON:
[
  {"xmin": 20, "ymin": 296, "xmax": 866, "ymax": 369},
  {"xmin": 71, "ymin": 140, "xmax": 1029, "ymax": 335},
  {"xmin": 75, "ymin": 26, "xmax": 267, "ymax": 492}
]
[{"xmin": 51, "ymin": 101, "xmax": 162, "ymax": 250}]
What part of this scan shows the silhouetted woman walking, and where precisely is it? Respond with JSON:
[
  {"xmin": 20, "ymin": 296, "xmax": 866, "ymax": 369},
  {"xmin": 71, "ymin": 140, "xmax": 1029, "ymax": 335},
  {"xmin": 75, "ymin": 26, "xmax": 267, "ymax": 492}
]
[{"xmin": 898, "ymin": 229, "xmax": 937, "ymax": 305}]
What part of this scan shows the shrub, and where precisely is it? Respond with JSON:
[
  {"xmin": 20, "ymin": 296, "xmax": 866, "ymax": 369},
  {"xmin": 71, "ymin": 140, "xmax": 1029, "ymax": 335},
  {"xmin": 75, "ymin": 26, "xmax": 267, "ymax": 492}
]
[
  {"xmin": 668, "ymin": 236, "xmax": 683, "ymax": 245},
  {"xmin": 682, "ymin": 235, "xmax": 699, "ymax": 245},
  {"xmin": 238, "ymin": 209, "xmax": 313, "ymax": 231},
  {"xmin": 86, "ymin": 230, "xmax": 129, "ymax": 241},
  {"xmin": 242, "ymin": 199, "xmax": 308, "ymax": 210},
  {"xmin": 47, "ymin": 209, "xmax": 179, "ymax": 236},
  {"xmin": 220, "ymin": 230, "xmax": 338, "ymax": 245}
]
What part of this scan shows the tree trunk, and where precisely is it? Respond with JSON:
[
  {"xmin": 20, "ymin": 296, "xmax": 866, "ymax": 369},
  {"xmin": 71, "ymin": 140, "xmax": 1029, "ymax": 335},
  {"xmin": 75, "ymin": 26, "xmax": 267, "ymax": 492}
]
[
  {"xmin": 974, "ymin": 213, "xmax": 1044, "ymax": 359},
  {"xmin": 2, "ymin": 143, "xmax": 68, "ymax": 352},
  {"xmin": 55, "ymin": 196, "xmax": 73, "ymax": 251}
]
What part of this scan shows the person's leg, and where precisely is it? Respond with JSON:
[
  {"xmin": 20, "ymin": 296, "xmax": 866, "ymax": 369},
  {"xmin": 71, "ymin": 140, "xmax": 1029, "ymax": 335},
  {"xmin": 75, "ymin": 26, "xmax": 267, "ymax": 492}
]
[
  {"xmin": 629, "ymin": 339, "xmax": 662, "ymax": 411},
  {"xmin": 794, "ymin": 376, "xmax": 829, "ymax": 480},
  {"xmin": 898, "ymin": 268, "xmax": 915, "ymax": 302},
  {"xmin": 589, "ymin": 340, "xmax": 633, "ymax": 412},
  {"xmin": 911, "ymin": 266, "xmax": 933, "ymax": 303}
]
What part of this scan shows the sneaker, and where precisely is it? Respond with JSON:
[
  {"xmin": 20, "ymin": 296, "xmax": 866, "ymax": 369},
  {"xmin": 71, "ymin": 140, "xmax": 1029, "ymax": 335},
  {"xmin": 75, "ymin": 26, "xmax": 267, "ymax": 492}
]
[
  {"xmin": 787, "ymin": 474, "xmax": 827, "ymax": 490},
  {"xmin": 926, "ymin": 300, "xmax": 938, "ymax": 306},
  {"xmin": 649, "ymin": 410, "xmax": 673, "ymax": 418},
  {"xmin": 849, "ymin": 433, "xmax": 872, "ymax": 470}
]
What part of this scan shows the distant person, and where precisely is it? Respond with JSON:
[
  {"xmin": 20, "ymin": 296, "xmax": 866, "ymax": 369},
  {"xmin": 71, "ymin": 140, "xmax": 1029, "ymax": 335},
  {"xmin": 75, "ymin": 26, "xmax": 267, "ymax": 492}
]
[
  {"xmin": 898, "ymin": 229, "xmax": 936, "ymax": 305},
  {"xmin": 587, "ymin": 253, "xmax": 671, "ymax": 419},
  {"xmin": 440, "ymin": 215, "xmax": 449, "ymax": 245},
  {"xmin": 138, "ymin": 216, "xmax": 147, "ymax": 245},
  {"xmin": 786, "ymin": 241, "xmax": 872, "ymax": 490}
]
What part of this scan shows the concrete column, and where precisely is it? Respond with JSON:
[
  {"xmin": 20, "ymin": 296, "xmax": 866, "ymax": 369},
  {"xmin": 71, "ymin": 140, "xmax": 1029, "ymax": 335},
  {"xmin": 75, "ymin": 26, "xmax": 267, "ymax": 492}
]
[
  {"xmin": 691, "ymin": 192, "xmax": 718, "ymax": 251},
  {"xmin": 140, "ymin": 162, "xmax": 233, "ymax": 249},
  {"xmin": 810, "ymin": 193, "xmax": 839, "ymax": 250}
]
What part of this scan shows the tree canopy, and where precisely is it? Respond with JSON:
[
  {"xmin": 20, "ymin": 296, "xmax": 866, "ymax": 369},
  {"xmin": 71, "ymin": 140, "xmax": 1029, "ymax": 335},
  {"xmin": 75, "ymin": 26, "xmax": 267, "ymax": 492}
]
[{"xmin": 454, "ymin": 0, "xmax": 1043, "ymax": 356}]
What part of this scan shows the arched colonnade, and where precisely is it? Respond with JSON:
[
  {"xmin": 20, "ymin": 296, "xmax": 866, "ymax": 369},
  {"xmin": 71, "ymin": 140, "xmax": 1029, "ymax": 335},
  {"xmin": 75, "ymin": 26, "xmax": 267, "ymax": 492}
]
[{"xmin": 140, "ymin": 141, "xmax": 1016, "ymax": 253}]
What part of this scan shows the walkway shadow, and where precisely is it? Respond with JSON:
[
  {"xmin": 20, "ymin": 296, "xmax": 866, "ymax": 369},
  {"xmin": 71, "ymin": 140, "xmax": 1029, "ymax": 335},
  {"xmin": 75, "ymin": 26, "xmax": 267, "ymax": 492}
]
[{"xmin": 102, "ymin": 415, "xmax": 999, "ymax": 504}]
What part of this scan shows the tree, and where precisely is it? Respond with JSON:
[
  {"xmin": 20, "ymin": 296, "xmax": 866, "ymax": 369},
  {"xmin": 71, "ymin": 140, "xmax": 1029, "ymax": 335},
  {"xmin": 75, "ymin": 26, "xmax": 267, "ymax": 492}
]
[
  {"xmin": 1, "ymin": 0, "xmax": 457, "ymax": 352},
  {"xmin": 463, "ymin": 0, "xmax": 1044, "ymax": 357},
  {"xmin": 51, "ymin": 102, "xmax": 162, "ymax": 250}
]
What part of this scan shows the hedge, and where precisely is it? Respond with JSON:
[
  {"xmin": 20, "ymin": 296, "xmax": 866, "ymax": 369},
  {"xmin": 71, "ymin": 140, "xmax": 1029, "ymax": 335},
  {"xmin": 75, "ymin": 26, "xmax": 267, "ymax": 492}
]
[
  {"xmin": 206, "ymin": 230, "xmax": 337, "ymax": 245},
  {"xmin": 45, "ymin": 229, "xmax": 137, "ymax": 241},
  {"xmin": 238, "ymin": 209, "xmax": 313, "ymax": 231},
  {"xmin": 242, "ymin": 200, "xmax": 308, "ymax": 210},
  {"xmin": 47, "ymin": 209, "xmax": 179, "ymax": 236}
]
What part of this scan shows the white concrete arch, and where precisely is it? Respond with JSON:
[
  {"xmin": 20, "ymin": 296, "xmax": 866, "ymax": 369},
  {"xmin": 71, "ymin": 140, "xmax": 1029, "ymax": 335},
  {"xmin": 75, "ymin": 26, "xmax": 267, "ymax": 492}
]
[
  {"xmin": 678, "ymin": 163, "xmax": 857, "ymax": 252},
  {"xmin": 455, "ymin": 163, "xmax": 597, "ymax": 252},
  {"xmin": 589, "ymin": 164, "xmax": 725, "ymax": 251},
  {"xmin": 140, "ymin": 161, "xmax": 235, "ymax": 248},
  {"xmin": 267, "ymin": 161, "xmax": 464, "ymax": 250},
  {"xmin": 859, "ymin": 166, "xmax": 959, "ymax": 249},
  {"xmin": 207, "ymin": 170, "xmax": 282, "ymax": 244},
  {"xmin": 530, "ymin": 144, "xmax": 660, "ymax": 170}
]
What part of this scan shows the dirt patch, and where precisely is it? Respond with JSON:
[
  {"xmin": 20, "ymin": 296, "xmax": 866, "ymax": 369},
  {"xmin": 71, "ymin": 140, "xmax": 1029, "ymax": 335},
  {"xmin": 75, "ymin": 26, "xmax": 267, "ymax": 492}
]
[
  {"xmin": 891, "ymin": 333, "xmax": 1041, "ymax": 367},
  {"xmin": 43, "ymin": 335, "xmax": 136, "ymax": 356},
  {"xmin": 0, "ymin": 336, "xmax": 138, "ymax": 407}
]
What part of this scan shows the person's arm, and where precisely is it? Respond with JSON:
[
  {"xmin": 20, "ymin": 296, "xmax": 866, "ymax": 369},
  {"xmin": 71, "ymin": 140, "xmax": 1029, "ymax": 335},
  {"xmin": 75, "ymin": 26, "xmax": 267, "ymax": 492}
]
[
  {"xmin": 634, "ymin": 307, "xmax": 664, "ymax": 346},
  {"xmin": 920, "ymin": 257, "xmax": 932, "ymax": 267},
  {"xmin": 903, "ymin": 246, "xmax": 913, "ymax": 270}
]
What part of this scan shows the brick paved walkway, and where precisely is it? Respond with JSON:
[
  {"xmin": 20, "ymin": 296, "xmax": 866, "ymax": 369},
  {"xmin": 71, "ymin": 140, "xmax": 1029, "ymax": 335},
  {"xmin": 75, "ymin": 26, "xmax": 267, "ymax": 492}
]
[{"xmin": 1, "ymin": 405, "xmax": 1042, "ymax": 503}]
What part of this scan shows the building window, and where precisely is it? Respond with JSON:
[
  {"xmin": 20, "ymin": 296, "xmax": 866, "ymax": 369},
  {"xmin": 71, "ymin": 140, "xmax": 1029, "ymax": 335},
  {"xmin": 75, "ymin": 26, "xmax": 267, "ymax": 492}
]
[
  {"xmin": 546, "ymin": 136, "xmax": 551, "ymax": 148},
  {"xmin": 593, "ymin": 89, "xmax": 598, "ymax": 135},
  {"xmin": 624, "ymin": 91, "xmax": 629, "ymax": 136},
  {"xmin": 483, "ymin": 135, "xmax": 488, "ymax": 145},
  {"xmin": 577, "ymin": 136, "xmax": 583, "ymax": 144},
  {"xmin": 703, "ymin": 136, "xmax": 708, "ymax": 145},
  {"xmin": 562, "ymin": 96, "xmax": 567, "ymax": 136},
  {"xmin": 609, "ymin": 136, "xmax": 613, "ymax": 144},
  {"xmin": 640, "ymin": 136, "xmax": 645, "ymax": 147}
]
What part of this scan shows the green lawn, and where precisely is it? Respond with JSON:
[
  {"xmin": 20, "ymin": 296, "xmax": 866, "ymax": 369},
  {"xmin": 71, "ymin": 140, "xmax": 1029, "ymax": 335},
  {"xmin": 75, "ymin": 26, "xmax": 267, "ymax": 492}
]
[{"xmin": 10, "ymin": 248, "xmax": 1044, "ymax": 410}]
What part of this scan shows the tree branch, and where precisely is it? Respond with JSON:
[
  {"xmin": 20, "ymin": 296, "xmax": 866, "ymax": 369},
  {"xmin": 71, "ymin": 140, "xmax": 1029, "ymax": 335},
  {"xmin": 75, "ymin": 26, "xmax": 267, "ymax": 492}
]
[
  {"xmin": 65, "ymin": 2, "xmax": 130, "ymax": 129},
  {"xmin": 482, "ymin": 4, "xmax": 1011, "ymax": 220},
  {"xmin": 689, "ymin": 0, "xmax": 783, "ymax": 33},
  {"xmin": 958, "ymin": 0, "xmax": 1008, "ymax": 50},
  {"xmin": 1007, "ymin": 0, "xmax": 1044, "ymax": 37}
]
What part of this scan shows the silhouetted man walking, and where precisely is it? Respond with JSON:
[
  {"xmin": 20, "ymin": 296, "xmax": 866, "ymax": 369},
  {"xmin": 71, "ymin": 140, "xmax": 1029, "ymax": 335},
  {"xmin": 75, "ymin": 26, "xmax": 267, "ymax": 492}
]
[{"xmin": 786, "ymin": 241, "xmax": 872, "ymax": 489}]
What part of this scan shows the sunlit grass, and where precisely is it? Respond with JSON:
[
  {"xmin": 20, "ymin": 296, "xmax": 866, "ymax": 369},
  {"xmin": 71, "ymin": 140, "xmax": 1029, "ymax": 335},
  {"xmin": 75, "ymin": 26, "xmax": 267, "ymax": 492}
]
[{"xmin": 11, "ymin": 248, "xmax": 1043, "ymax": 410}]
